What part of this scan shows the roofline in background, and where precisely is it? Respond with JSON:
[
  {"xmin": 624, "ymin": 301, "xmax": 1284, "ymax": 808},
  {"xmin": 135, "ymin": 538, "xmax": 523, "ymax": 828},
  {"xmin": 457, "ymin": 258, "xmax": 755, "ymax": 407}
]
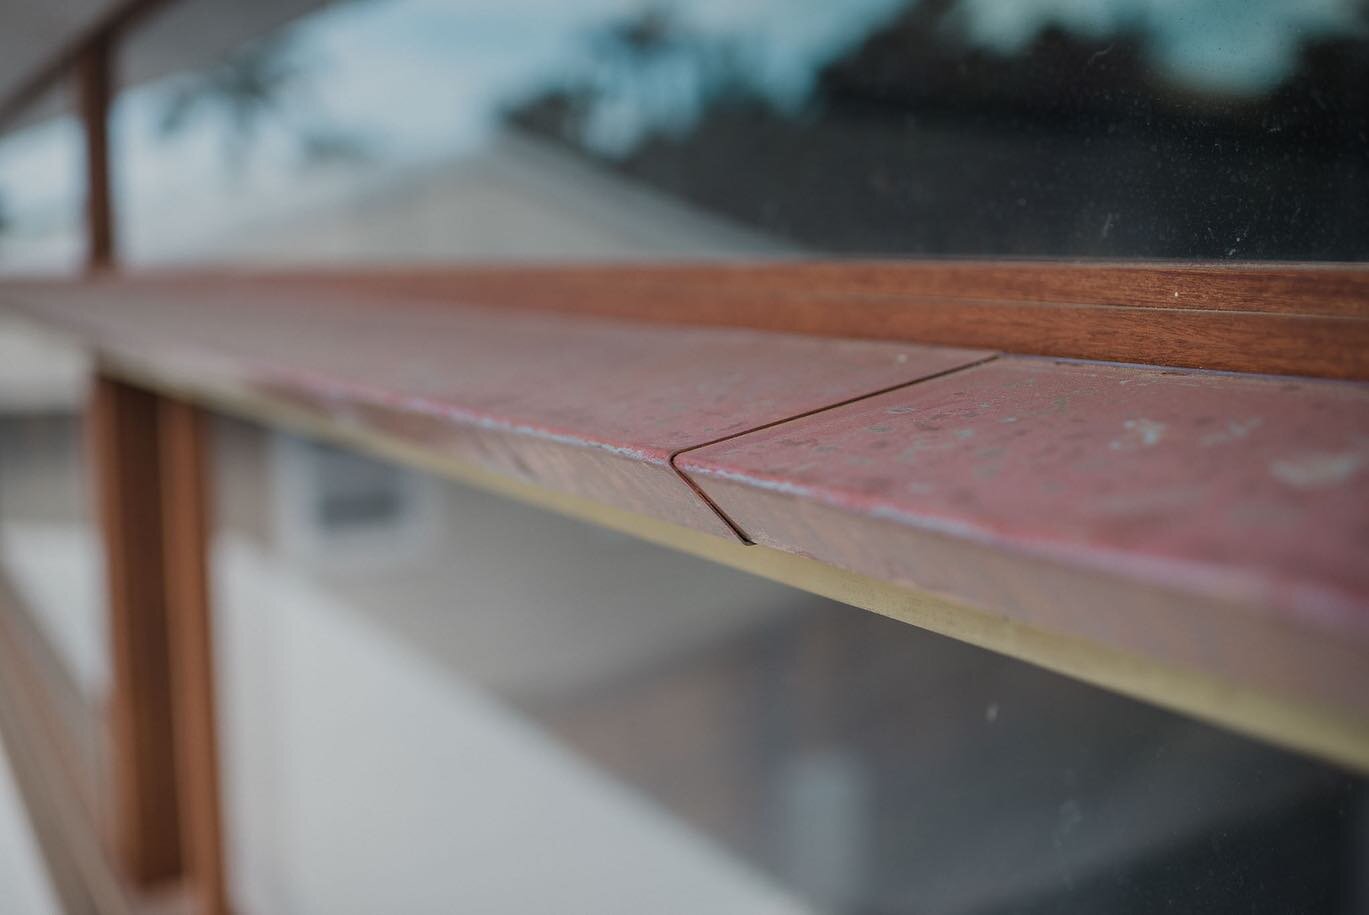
[{"xmin": 0, "ymin": 0, "xmax": 167, "ymax": 131}]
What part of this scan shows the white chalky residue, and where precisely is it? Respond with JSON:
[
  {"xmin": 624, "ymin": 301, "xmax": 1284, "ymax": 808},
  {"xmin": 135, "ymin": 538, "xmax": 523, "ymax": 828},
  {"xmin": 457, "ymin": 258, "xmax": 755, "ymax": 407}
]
[
  {"xmin": 1200, "ymin": 417, "xmax": 1264, "ymax": 447},
  {"xmin": 1109, "ymin": 418, "xmax": 1167, "ymax": 451},
  {"xmin": 1269, "ymin": 452, "xmax": 1365, "ymax": 490}
]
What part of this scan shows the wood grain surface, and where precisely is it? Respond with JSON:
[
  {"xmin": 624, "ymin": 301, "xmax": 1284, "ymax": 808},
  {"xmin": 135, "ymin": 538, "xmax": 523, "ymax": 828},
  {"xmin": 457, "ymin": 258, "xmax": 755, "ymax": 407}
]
[
  {"xmin": 203, "ymin": 261, "xmax": 1369, "ymax": 379},
  {"xmin": 89, "ymin": 376, "xmax": 182, "ymax": 885}
]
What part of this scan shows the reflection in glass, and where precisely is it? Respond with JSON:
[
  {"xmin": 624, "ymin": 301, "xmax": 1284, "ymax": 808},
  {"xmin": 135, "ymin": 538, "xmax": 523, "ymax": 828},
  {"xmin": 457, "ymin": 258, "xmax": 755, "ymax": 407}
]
[
  {"xmin": 211, "ymin": 417, "xmax": 1366, "ymax": 914},
  {"xmin": 0, "ymin": 79, "xmax": 84, "ymax": 275},
  {"xmin": 102, "ymin": 0, "xmax": 1369, "ymax": 263}
]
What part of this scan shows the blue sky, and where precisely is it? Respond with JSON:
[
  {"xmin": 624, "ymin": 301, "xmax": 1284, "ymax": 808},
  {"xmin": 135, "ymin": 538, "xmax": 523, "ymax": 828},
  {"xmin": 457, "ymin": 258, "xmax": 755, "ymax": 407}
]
[{"xmin": 959, "ymin": 0, "xmax": 1361, "ymax": 92}]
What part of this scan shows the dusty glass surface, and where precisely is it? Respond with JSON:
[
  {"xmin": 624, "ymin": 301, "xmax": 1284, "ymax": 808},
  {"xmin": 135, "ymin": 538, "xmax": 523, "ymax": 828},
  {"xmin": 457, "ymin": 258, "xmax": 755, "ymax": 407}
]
[
  {"xmin": 97, "ymin": 0, "xmax": 1369, "ymax": 264},
  {"xmin": 209, "ymin": 416, "xmax": 1367, "ymax": 914}
]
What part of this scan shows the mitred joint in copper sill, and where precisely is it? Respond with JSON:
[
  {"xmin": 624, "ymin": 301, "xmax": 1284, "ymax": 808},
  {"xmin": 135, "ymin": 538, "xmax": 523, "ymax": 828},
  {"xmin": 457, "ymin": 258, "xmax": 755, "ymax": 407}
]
[{"xmin": 678, "ymin": 357, "xmax": 1369, "ymax": 719}]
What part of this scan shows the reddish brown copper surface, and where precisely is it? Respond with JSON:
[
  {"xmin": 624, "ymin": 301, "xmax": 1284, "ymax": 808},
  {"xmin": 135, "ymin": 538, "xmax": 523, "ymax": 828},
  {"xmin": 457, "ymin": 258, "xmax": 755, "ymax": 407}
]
[
  {"xmin": 10, "ymin": 275, "xmax": 1369, "ymax": 736},
  {"xmin": 5, "ymin": 279, "xmax": 989, "ymax": 537},
  {"xmin": 679, "ymin": 358, "xmax": 1369, "ymax": 714}
]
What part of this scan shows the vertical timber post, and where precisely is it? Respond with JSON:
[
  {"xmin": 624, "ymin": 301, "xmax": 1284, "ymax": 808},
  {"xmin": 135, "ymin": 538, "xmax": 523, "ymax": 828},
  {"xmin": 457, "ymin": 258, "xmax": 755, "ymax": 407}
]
[
  {"xmin": 91, "ymin": 378, "xmax": 229, "ymax": 912},
  {"xmin": 159, "ymin": 399, "xmax": 228, "ymax": 915},
  {"xmin": 90, "ymin": 376, "xmax": 183, "ymax": 884},
  {"xmin": 75, "ymin": 5, "xmax": 228, "ymax": 911},
  {"xmin": 77, "ymin": 36, "xmax": 116, "ymax": 272}
]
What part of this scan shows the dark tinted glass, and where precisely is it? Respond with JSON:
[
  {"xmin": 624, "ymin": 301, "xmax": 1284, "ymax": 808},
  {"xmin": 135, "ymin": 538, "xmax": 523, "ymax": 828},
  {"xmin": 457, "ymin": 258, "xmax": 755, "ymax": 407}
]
[
  {"xmin": 513, "ymin": 0, "xmax": 1369, "ymax": 259},
  {"xmin": 115, "ymin": 0, "xmax": 1369, "ymax": 265}
]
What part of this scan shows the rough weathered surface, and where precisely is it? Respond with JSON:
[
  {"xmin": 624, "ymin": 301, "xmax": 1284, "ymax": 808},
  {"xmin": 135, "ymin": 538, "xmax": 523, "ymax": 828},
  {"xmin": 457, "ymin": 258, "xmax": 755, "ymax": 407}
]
[
  {"xmin": 679, "ymin": 358, "xmax": 1369, "ymax": 715},
  {"xmin": 2, "ymin": 278, "xmax": 989, "ymax": 537}
]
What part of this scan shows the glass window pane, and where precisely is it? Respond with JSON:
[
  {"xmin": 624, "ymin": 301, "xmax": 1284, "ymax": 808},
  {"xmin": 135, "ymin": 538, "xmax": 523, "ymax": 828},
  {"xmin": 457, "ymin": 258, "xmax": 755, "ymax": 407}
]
[
  {"xmin": 209, "ymin": 416, "xmax": 1367, "ymax": 914},
  {"xmin": 114, "ymin": 0, "xmax": 1369, "ymax": 264}
]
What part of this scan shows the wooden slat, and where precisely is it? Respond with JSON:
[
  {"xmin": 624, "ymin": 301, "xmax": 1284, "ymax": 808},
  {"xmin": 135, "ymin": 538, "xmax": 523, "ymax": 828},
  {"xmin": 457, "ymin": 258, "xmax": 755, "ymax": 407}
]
[
  {"xmin": 0, "ymin": 574, "xmax": 139, "ymax": 915},
  {"xmin": 0, "ymin": 566, "xmax": 105, "ymax": 826},
  {"xmin": 89, "ymin": 375, "xmax": 183, "ymax": 885},
  {"xmin": 284, "ymin": 260, "xmax": 1369, "ymax": 317},
  {"xmin": 157, "ymin": 399, "xmax": 227, "ymax": 915},
  {"xmin": 205, "ymin": 262, "xmax": 1369, "ymax": 379},
  {"xmin": 678, "ymin": 357, "xmax": 1369, "ymax": 734},
  {"xmin": 379, "ymin": 264, "xmax": 1369, "ymax": 380},
  {"xmin": 4, "ymin": 262, "xmax": 1368, "ymax": 378}
]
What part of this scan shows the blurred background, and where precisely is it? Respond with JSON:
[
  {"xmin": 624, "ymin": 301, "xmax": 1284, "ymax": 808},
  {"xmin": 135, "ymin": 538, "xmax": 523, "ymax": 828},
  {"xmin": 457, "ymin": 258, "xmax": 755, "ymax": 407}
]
[
  {"xmin": 0, "ymin": 1, "xmax": 1368, "ymax": 913},
  {"xmin": 2, "ymin": 0, "xmax": 1368, "ymax": 271}
]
